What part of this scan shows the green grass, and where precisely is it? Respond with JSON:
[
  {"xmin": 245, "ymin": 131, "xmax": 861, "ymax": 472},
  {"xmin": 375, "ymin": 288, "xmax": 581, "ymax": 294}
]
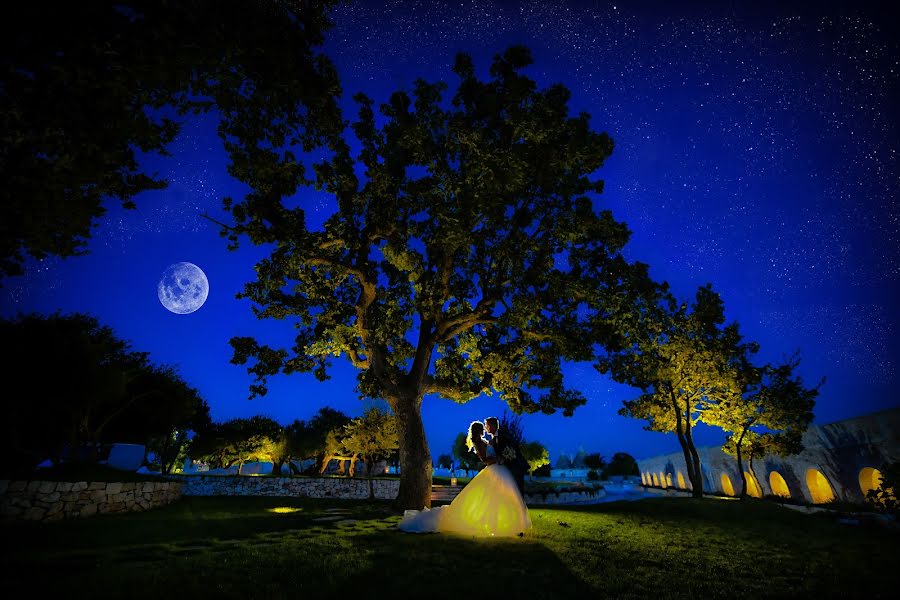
[{"xmin": 1, "ymin": 496, "xmax": 896, "ymax": 599}]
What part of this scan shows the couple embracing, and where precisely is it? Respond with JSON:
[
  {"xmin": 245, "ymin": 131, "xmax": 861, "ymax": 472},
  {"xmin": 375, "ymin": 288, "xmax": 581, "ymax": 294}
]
[{"xmin": 398, "ymin": 417, "xmax": 532, "ymax": 537}]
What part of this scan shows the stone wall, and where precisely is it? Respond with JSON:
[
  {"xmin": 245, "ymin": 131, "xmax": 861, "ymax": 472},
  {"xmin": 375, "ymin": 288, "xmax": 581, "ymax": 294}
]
[
  {"xmin": 524, "ymin": 488, "xmax": 607, "ymax": 505},
  {"xmin": 0, "ymin": 480, "xmax": 182, "ymax": 522},
  {"xmin": 636, "ymin": 407, "xmax": 900, "ymax": 503},
  {"xmin": 175, "ymin": 474, "xmax": 401, "ymax": 500}
]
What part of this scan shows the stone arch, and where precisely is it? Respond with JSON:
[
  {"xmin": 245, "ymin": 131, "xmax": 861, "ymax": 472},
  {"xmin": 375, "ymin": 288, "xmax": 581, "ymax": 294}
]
[
  {"xmin": 744, "ymin": 471, "xmax": 762, "ymax": 498},
  {"xmin": 769, "ymin": 471, "xmax": 791, "ymax": 498},
  {"xmin": 806, "ymin": 468, "xmax": 835, "ymax": 504},
  {"xmin": 858, "ymin": 467, "xmax": 883, "ymax": 497},
  {"xmin": 658, "ymin": 472, "xmax": 667, "ymax": 488},
  {"xmin": 652, "ymin": 473, "xmax": 659, "ymax": 486},
  {"xmin": 641, "ymin": 472, "xmax": 647, "ymax": 485},
  {"xmin": 666, "ymin": 473, "xmax": 673, "ymax": 487},
  {"xmin": 720, "ymin": 472, "xmax": 735, "ymax": 497},
  {"xmin": 677, "ymin": 471, "xmax": 687, "ymax": 489}
]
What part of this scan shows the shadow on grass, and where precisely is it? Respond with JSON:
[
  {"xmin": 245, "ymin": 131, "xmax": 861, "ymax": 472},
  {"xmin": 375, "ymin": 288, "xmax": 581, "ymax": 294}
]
[{"xmin": 1, "ymin": 495, "xmax": 589, "ymax": 599}]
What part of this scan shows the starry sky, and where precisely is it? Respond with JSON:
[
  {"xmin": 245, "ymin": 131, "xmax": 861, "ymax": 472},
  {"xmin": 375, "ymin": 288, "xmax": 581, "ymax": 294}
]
[{"xmin": 2, "ymin": 0, "xmax": 898, "ymax": 463}]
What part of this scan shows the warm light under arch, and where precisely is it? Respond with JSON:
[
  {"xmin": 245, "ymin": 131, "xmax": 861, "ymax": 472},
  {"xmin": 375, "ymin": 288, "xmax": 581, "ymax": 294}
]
[
  {"xmin": 769, "ymin": 471, "xmax": 791, "ymax": 498},
  {"xmin": 720, "ymin": 473, "xmax": 735, "ymax": 497},
  {"xmin": 858, "ymin": 467, "xmax": 883, "ymax": 497},
  {"xmin": 677, "ymin": 472, "xmax": 687, "ymax": 489},
  {"xmin": 806, "ymin": 468, "xmax": 835, "ymax": 504},
  {"xmin": 744, "ymin": 471, "xmax": 762, "ymax": 498}
]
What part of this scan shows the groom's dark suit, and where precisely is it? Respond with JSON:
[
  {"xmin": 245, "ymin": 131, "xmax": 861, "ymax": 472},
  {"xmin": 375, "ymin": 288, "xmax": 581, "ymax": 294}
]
[{"xmin": 489, "ymin": 431, "xmax": 528, "ymax": 497}]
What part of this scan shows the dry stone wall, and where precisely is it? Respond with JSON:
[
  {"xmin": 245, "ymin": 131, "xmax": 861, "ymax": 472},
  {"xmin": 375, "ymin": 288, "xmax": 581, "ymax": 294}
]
[
  {"xmin": 176, "ymin": 474, "xmax": 401, "ymax": 500},
  {"xmin": 0, "ymin": 480, "xmax": 182, "ymax": 522}
]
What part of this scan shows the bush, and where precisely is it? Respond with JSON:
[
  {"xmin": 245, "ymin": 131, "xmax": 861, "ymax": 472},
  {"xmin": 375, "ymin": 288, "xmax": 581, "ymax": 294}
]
[
  {"xmin": 587, "ymin": 469, "xmax": 600, "ymax": 481},
  {"xmin": 866, "ymin": 461, "xmax": 899, "ymax": 515}
]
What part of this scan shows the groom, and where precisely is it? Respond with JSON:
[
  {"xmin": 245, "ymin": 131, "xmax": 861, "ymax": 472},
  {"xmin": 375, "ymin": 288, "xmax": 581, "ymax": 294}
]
[{"xmin": 485, "ymin": 417, "xmax": 528, "ymax": 497}]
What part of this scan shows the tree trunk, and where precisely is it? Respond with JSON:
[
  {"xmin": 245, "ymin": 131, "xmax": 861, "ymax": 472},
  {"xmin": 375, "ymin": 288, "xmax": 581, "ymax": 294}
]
[
  {"xmin": 391, "ymin": 393, "xmax": 432, "ymax": 510},
  {"xmin": 272, "ymin": 459, "xmax": 284, "ymax": 476},
  {"xmin": 736, "ymin": 428, "xmax": 747, "ymax": 499},
  {"xmin": 681, "ymin": 398, "xmax": 703, "ymax": 498},
  {"xmin": 673, "ymin": 393, "xmax": 703, "ymax": 497}
]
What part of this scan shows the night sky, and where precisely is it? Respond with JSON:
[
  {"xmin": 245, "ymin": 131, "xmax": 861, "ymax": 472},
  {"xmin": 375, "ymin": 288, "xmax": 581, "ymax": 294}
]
[{"xmin": 2, "ymin": 0, "xmax": 898, "ymax": 463}]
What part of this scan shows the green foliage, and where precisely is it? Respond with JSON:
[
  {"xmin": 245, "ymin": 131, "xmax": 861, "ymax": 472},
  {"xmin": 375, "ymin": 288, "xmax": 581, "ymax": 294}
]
[
  {"xmin": 1, "ymin": 0, "xmax": 341, "ymax": 280},
  {"xmin": 189, "ymin": 416, "xmax": 281, "ymax": 474},
  {"xmin": 520, "ymin": 441, "xmax": 550, "ymax": 475},
  {"xmin": 602, "ymin": 452, "xmax": 640, "ymax": 478},
  {"xmin": 866, "ymin": 461, "xmax": 899, "ymax": 514},
  {"xmin": 718, "ymin": 352, "xmax": 821, "ymax": 497},
  {"xmin": 0, "ymin": 312, "xmax": 208, "ymax": 476},
  {"xmin": 436, "ymin": 454, "xmax": 453, "ymax": 469},
  {"xmin": 583, "ymin": 452, "xmax": 605, "ymax": 471},
  {"xmin": 219, "ymin": 42, "xmax": 653, "ymax": 507},
  {"xmin": 338, "ymin": 405, "xmax": 400, "ymax": 475},
  {"xmin": 598, "ymin": 284, "xmax": 764, "ymax": 495}
]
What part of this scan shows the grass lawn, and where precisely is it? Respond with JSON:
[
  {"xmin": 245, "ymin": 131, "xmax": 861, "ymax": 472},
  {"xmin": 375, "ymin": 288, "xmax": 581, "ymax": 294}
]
[{"xmin": 1, "ymin": 495, "xmax": 896, "ymax": 599}]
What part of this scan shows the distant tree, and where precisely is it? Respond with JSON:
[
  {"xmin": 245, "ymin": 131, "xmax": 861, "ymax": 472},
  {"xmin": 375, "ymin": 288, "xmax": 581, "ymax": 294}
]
[
  {"xmin": 532, "ymin": 462, "xmax": 552, "ymax": 478},
  {"xmin": 292, "ymin": 407, "xmax": 352, "ymax": 472},
  {"xmin": 583, "ymin": 452, "xmax": 605, "ymax": 471},
  {"xmin": 452, "ymin": 432, "xmax": 481, "ymax": 477},
  {"xmin": 190, "ymin": 416, "xmax": 280, "ymax": 475},
  {"xmin": 436, "ymin": 454, "xmax": 453, "ymax": 470},
  {"xmin": 715, "ymin": 353, "xmax": 821, "ymax": 498},
  {"xmin": 340, "ymin": 405, "xmax": 400, "ymax": 478},
  {"xmin": 222, "ymin": 44, "xmax": 651, "ymax": 510},
  {"xmin": 0, "ymin": 312, "xmax": 208, "ymax": 475},
  {"xmin": 555, "ymin": 454, "xmax": 572, "ymax": 470},
  {"xmin": 0, "ymin": 0, "xmax": 341, "ymax": 280},
  {"xmin": 602, "ymin": 452, "xmax": 640, "ymax": 478},
  {"xmin": 520, "ymin": 441, "xmax": 550, "ymax": 477},
  {"xmin": 598, "ymin": 284, "xmax": 752, "ymax": 498}
]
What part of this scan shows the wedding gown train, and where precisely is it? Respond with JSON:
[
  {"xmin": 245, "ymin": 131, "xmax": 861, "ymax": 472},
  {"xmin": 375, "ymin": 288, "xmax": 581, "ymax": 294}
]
[{"xmin": 398, "ymin": 456, "xmax": 531, "ymax": 537}]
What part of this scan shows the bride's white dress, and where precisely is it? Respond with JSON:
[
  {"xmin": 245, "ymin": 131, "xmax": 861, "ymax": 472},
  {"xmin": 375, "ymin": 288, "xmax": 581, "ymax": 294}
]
[{"xmin": 398, "ymin": 445, "xmax": 532, "ymax": 537}]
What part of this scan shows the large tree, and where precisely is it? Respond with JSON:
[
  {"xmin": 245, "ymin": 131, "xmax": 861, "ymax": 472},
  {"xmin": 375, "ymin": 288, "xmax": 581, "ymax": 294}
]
[
  {"xmin": 597, "ymin": 284, "xmax": 753, "ymax": 498},
  {"xmin": 222, "ymin": 45, "xmax": 649, "ymax": 509},
  {"xmin": 1, "ymin": 0, "xmax": 341, "ymax": 280}
]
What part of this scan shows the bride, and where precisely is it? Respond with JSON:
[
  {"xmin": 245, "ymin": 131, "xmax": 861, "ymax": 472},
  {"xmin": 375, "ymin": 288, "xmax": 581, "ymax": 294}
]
[{"xmin": 398, "ymin": 420, "xmax": 532, "ymax": 537}]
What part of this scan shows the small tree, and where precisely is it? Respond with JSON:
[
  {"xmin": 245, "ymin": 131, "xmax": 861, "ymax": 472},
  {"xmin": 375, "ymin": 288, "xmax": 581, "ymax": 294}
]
[
  {"xmin": 714, "ymin": 353, "xmax": 821, "ymax": 498},
  {"xmin": 599, "ymin": 284, "xmax": 752, "ymax": 498},
  {"xmin": 583, "ymin": 453, "xmax": 606, "ymax": 471},
  {"xmin": 190, "ymin": 416, "xmax": 279, "ymax": 475},
  {"xmin": 436, "ymin": 454, "xmax": 453, "ymax": 470},
  {"xmin": 340, "ymin": 406, "xmax": 400, "ymax": 478},
  {"xmin": 520, "ymin": 441, "xmax": 550, "ymax": 477},
  {"xmin": 602, "ymin": 452, "xmax": 640, "ymax": 478}
]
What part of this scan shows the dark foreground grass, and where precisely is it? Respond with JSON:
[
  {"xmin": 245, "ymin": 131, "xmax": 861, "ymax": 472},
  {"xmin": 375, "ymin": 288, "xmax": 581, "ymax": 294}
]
[{"xmin": 1, "ymin": 496, "xmax": 896, "ymax": 599}]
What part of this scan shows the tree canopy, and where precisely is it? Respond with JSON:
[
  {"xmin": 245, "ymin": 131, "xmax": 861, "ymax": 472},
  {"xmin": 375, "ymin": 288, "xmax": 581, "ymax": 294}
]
[
  {"xmin": 1, "ymin": 0, "xmax": 341, "ymax": 279},
  {"xmin": 223, "ymin": 44, "xmax": 652, "ymax": 509},
  {"xmin": 0, "ymin": 312, "xmax": 208, "ymax": 476}
]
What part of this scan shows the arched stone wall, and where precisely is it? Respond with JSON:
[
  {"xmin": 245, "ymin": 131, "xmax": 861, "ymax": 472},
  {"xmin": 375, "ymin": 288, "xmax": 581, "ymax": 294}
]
[{"xmin": 636, "ymin": 408, "xmax": 899, "ymax": 505}]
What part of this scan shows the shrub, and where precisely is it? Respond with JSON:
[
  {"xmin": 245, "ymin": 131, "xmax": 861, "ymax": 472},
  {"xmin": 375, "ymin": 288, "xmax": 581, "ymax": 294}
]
[
  {"xmin": 587, "ymin": 469, "xmax": 600, "ymax": 481},
  {"xmin": 866, "ymin": 461, "xmax": 899, "ymax": 515}
]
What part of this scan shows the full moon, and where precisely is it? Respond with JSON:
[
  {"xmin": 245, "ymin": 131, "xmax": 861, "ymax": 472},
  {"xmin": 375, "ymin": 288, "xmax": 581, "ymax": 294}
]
[{"xmin": 158, "ymin": 262, "xmax": 209, "ymax": 314}]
